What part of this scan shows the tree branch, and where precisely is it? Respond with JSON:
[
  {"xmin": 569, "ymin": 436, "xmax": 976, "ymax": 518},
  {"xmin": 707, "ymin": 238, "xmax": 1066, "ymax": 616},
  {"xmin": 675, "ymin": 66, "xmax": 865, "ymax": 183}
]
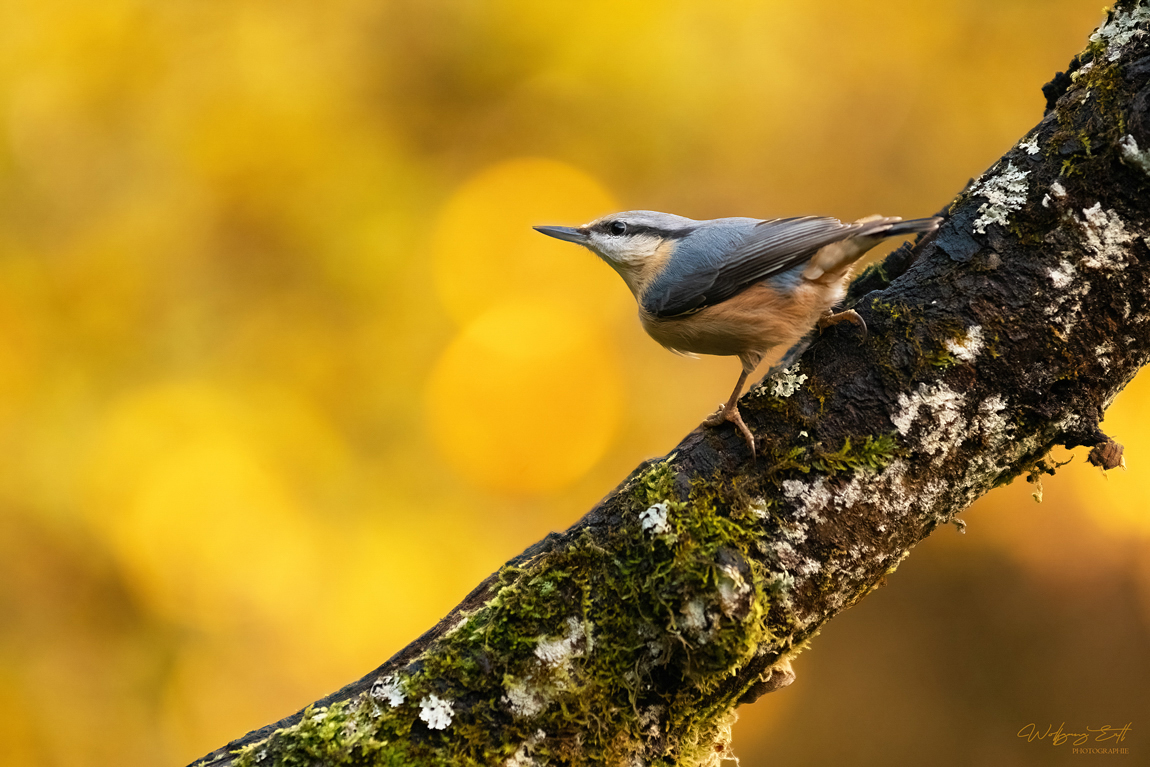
[{"xmin": 193, "ymin": 3, "xmax": 1150, "ymax": 765}]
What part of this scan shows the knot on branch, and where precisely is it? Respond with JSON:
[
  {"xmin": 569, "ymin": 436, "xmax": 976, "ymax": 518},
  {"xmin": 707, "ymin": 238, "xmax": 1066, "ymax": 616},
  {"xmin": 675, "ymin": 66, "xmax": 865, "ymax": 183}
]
[{"xmin": 1088, "ymin": 438, "xmax": 1127, "ymax": 471}]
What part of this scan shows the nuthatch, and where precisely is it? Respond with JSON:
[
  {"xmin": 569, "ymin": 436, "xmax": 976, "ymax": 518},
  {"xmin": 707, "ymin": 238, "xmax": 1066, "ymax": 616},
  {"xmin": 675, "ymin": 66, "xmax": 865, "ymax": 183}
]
[{"xmin": 535, "ymin": 211, "xmax": 941, "ymax": 455}]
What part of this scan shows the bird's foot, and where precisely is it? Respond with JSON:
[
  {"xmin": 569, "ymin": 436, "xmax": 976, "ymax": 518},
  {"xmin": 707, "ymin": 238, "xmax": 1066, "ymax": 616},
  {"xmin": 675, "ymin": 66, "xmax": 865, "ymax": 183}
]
[
  {"xmin": 818, "ymin": 308, "xmax": 867, "ymax": 340},
  {"xmin": 704, "ymin": 403, "xmax": 756, "ymax": 459}
]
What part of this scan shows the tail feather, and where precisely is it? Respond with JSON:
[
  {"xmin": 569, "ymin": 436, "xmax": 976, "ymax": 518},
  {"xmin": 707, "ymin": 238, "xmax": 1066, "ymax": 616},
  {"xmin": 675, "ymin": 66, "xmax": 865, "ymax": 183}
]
[
  {"xmin": 801, "ymin": 216, "xmax": 942, "ymax": 282},
  {"xmin": 878, "ymin": 216, "xmax": 943, "ymax": 238}
]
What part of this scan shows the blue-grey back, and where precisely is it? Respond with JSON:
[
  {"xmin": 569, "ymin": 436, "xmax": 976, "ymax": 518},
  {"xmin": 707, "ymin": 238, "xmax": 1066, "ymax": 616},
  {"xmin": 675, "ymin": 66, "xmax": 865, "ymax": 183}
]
[{"xmin": 639, "ymin": 215, "xmax": 856, "ymax": 317}]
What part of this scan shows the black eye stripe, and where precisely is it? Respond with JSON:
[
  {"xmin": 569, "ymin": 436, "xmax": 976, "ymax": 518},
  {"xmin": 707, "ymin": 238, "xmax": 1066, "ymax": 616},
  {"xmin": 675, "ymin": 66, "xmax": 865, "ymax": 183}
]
[{"xmin": 591, "ymin": 221, "xmax": 697, "ymax": 239}]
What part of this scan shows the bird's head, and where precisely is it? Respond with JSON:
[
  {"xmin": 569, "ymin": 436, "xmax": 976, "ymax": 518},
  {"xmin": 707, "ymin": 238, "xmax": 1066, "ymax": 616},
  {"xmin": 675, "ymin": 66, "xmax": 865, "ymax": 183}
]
[{"xmin": 535, "ymin": 210, "xmax": 698, "ymax": 296}]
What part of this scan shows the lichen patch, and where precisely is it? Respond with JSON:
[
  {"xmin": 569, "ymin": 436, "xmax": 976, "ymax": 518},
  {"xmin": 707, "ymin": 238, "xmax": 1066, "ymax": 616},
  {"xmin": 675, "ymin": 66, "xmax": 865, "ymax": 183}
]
[
  {"xmin": 781, "ymin": 477, "xmax": 831, "ymax": 523},
  {"xmin": 1119, "ymin": 134, "xmax": 1150, "ymax": 176},
  {"xmin": 970, "ymin": 161, "xmax": 1030, "ymax": 234},
  {"xmin": 419, "ymin": 694, "xmax": 453, "ymax": 730},
  {"xmin": 535, "ymin": 617, "xmax": 590, "ymax": 668},
  {"xmin": 369, "ymin": 675, "xmax": 405, "ymax": 708},
  {"xmin": 977, "ymin": 395, "xmax": 1010, "ymax": 446},
  {"xmin": 717, "ymin": 565, "xmax": 752, "ymax": 617},
  {"xmin": 944, "ymin": 325, "xmax": 984, "ymax": 363},
  {"xmin": 1048, "ymin": 260, "xmax": 1077, "ymax": 288},
  {"xmin": 639, "ymin": 502, "xmax": 671, "ymax": 535},
  {"xmin": 503, "ymin": 678, "xmax": 549, "ymax": 719},
  {"xmin": 679, "ymin": 598, "xmax": 707, "ymax": 633},
  {"xmin": 1089, "ymin": 4, "xmax": 1150, "ymax": 61},
  {"xmin": 505, "ymin": 731, "xmax": 546, "ymax": 767},
  {"xmin": 891, "ymin": 382, "xmax": 967, "ymax": 462},
  {"xmin": 1079, "ymin": 203, "xmax": 1135, "ymax": 272},
  {"xmin": 761, "ymin": 364, "xmax": 808, "ymax": 398},
  {"xmin": 1045, "ymin": 257, "xmax": 1092, "ymax": 334}
]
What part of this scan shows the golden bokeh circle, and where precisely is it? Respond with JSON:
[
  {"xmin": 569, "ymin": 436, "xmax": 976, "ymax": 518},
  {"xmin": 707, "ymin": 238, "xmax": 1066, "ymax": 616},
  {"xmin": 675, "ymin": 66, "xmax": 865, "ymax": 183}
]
[
  {"xmin": 424, "ymin": 299, "xmax": 621, "ymax": 495},
  {"xmin": 431, "ymin": 157, "xmax": 625, "ymax": 325}
]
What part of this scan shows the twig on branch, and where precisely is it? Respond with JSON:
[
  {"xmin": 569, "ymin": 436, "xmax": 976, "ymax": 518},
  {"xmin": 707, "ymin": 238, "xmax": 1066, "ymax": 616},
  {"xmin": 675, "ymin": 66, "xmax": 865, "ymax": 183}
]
[{"xmin": 194, "ymin": 3, "xmax": 1150, "ymax": 765}]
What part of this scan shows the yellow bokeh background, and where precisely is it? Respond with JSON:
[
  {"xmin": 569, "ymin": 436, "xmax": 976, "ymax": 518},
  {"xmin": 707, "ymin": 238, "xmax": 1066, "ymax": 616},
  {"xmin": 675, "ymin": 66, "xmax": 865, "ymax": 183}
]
[{"xmin": 1, "ymin": 2, "xmax": 1147, "ymax": 766}]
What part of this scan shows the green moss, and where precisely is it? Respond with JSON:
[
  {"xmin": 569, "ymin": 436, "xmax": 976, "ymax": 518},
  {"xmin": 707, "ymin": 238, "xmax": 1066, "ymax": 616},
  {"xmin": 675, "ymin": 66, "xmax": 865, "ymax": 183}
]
[
  {"xmin": 923, "ymin": 347, "xmax": 957, "ymax": 369},
  {"xmin": 230, "ymin": 701, "xmax": 427, "ymax": 767},
  {"xmin": 810, "ymin": 434, "xmax": 903, "ymax": 475},
  {"xmin": 852, "ymin": 260, "xmax": 889, "ymax": 288},
  {"xmin": 864, "ymin": 298, "xmax": 970, "ymax": 382},
  {"xmin": 1048, "ymin": 44, "xmax": 1132, "ymax": 182},
  {"xmin": 231, "ymin": 461, "xmax": 785, "ymax": 767}
]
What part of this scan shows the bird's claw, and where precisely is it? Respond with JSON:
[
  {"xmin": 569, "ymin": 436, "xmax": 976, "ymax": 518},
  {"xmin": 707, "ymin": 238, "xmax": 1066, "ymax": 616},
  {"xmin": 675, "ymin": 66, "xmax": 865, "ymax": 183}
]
[
  {"xmin": 818, "ymin": 308, "xmax": 867, "ymax": 341},
  {"xmin": 704, "ymin": 404, "xmax": 756, "ymax": 459}
]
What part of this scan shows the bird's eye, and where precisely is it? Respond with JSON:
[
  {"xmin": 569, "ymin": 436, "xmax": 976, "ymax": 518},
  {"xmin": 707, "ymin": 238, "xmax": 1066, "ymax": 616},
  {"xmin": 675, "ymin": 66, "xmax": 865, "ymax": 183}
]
[{"xmin": 609, "ymin": 221, "xmax": 628, "ymax": 236}]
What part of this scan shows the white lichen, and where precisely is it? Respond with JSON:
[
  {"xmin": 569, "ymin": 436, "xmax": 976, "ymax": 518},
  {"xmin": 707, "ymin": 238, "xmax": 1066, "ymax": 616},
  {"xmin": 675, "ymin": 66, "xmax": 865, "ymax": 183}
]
[
  {"xmin": 1096, "ymin": 341, "xmax": 1116, "ymax": 370},
  {"xmin": 505, "ymin": 731, "xmax": 546, "ymax": 767},
  {"xmin": 639, "ymin": 502, "xmax": 671, "ymax": 535},
  {"xmin": 797, "ymin": 558, "xmax": 821, "ymax": 577},
  {"xmin": 977, "ymin": 395, "xmax": 1010, "ymax": 445},
  {"xmin": 534, "ymin": 617, "xmax": 589, "ymax": 668},
  {"xmin": 419, "ymin": 694, "xmax": 453, "ymax": 730},
  {"xmin": 639, "ymin": 706, "xmax": 664, "ymax": 739},
  {"xmin": 503, "ymin": 678, "xmax": 548, "ymax": 719},
  {"xmin": 1045, "ymin": 254, "xmax": 1092, "ymax": 334},
  {"xmin": 748, "ymin": 497, "xmax": 769, "ymax": 519},
  {"xmin": 369, "ymin": 675, "xmax": 406, "ymax": 708},
  {"xmin": 944, "ymin": 325, "xmax": 984, "ymax": 362},
  {"xmin": 770, "ymin": 364, "xmax": 808, "ymax": 397},
  {"xmin": 1043, "ymin": 180, "xmax": 1068, "ymax": 208},
  {"xmin": 1019, "ymin": 134, "xmax": 1040, "ymax": 155},
  {"xmin": 1079, "ymin": 203, "xmax": 1134, "ymax": 271},
  {"xmin": 1119, "ymin": 134, "xmax": 1150, "ymax": 176},
  {"xmin": 891, "ymin": 382, "xmax": 967, "ymax": 463},
  {"xmin": 768, "ymin": 575, "xmax": 795, "ymax": 611},
  {"xmin": 717, "ymin": 564, "xmax": 751, "ymax": 616},
  {"xmin": 970, "ymin": 161, "xmax": 1030, "ymax": 234},
  {"xmin": 1048, "ymin": 259, "xmax": 1076, "ymax": 288},
  {"xmin": 503, "ymin": 619, "xmax": 591, "ymax": 720},
  {"xmin": 1089, "ymin": 4, "xmax": 1150, "ymax": 61},
  {"xmin": 680, "ymin": 599, "xmax": 707, "ymax": 631},
  {"xmin": 781, "ymin": 477, "xmax": 831, "ymax": 523}
]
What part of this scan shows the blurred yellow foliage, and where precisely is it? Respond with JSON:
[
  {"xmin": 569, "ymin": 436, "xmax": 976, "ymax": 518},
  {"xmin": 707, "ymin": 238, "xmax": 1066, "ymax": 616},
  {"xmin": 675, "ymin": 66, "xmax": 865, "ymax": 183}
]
[
  {"xmin": 426, "ymin": 299, "xmax": 622, "ymax": 494},
  {"xmin": 431, "ymin": 157, "xmax": 624, "ymax": 324},
  {"xmin": 84, "ymin": 382, "xmax": 328, "ymax": 629},
  {"xmin": 0, "ymin": 1, "xmax": 1142, "ymax": 766}
]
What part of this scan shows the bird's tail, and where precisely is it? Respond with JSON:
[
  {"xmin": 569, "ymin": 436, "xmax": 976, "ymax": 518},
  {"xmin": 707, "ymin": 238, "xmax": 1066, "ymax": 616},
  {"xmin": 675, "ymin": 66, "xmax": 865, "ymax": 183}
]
[
  {"xmin": 874, "ymin": 216, "xmax": 943, "ymax": 238},
  {"xmin": 801, "ymin": 215, "xmax": 942, "ymax": 282}
]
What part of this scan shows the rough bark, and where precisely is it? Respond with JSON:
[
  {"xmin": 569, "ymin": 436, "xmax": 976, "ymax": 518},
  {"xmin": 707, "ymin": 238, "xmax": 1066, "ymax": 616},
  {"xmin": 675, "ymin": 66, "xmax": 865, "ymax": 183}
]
[{"xmin": 193, "ymin": 4, "xmax": 1150, "ymax": 766}]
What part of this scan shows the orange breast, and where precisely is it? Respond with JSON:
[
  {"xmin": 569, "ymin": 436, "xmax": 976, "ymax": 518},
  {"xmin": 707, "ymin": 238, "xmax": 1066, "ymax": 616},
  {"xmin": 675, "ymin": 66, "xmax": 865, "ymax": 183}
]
[{"xmin": 639, "ymin": 278, "xmax": 847, "ymax": 371}]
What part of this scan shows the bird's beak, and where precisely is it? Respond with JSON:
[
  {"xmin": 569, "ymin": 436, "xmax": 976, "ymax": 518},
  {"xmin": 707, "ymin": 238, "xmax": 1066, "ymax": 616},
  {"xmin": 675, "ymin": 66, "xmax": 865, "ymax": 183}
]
[{"xmin": 533, "ymin": 225, "xmax": 589, "ymax": 245}]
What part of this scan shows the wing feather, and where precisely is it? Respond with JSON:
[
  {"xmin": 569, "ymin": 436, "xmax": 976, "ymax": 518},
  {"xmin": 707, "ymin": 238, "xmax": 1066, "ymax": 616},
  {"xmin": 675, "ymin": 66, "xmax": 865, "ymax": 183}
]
[{"xmin": 643, "ymin": 216, "xmax": 859, "ymax": 318}]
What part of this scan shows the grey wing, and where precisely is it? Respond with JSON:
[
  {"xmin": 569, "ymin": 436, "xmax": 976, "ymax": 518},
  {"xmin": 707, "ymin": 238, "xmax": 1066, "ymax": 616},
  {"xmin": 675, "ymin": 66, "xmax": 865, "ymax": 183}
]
[{"xmin": 643, "ymin": 216, "xmax": 856, "ymax": 318}]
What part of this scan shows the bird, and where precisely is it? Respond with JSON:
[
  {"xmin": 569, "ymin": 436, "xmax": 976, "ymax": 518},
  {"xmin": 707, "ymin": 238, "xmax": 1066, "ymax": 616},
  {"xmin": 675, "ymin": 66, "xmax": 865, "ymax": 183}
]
[{"xmin": 535, "ymin": 211, "xmax": 941, "ymax": 456}]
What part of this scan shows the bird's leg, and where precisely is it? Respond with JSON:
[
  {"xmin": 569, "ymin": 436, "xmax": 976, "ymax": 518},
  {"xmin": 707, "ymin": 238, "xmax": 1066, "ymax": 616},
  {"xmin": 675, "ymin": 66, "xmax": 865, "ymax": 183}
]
[
  {"xmin": 703, "ymin": 369, "xmax": 755, "ymax": 458},
  {"xmin": 818, "ymin": 308, "xmax": 867, "ymax": 340}
]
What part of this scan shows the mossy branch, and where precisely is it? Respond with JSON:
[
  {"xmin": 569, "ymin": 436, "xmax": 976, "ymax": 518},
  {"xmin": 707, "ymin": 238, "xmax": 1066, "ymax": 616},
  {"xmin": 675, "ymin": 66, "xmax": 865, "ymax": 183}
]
[{"xmin": 193, "ymin": 4, "xmax": 1150, "ymax": 765}]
